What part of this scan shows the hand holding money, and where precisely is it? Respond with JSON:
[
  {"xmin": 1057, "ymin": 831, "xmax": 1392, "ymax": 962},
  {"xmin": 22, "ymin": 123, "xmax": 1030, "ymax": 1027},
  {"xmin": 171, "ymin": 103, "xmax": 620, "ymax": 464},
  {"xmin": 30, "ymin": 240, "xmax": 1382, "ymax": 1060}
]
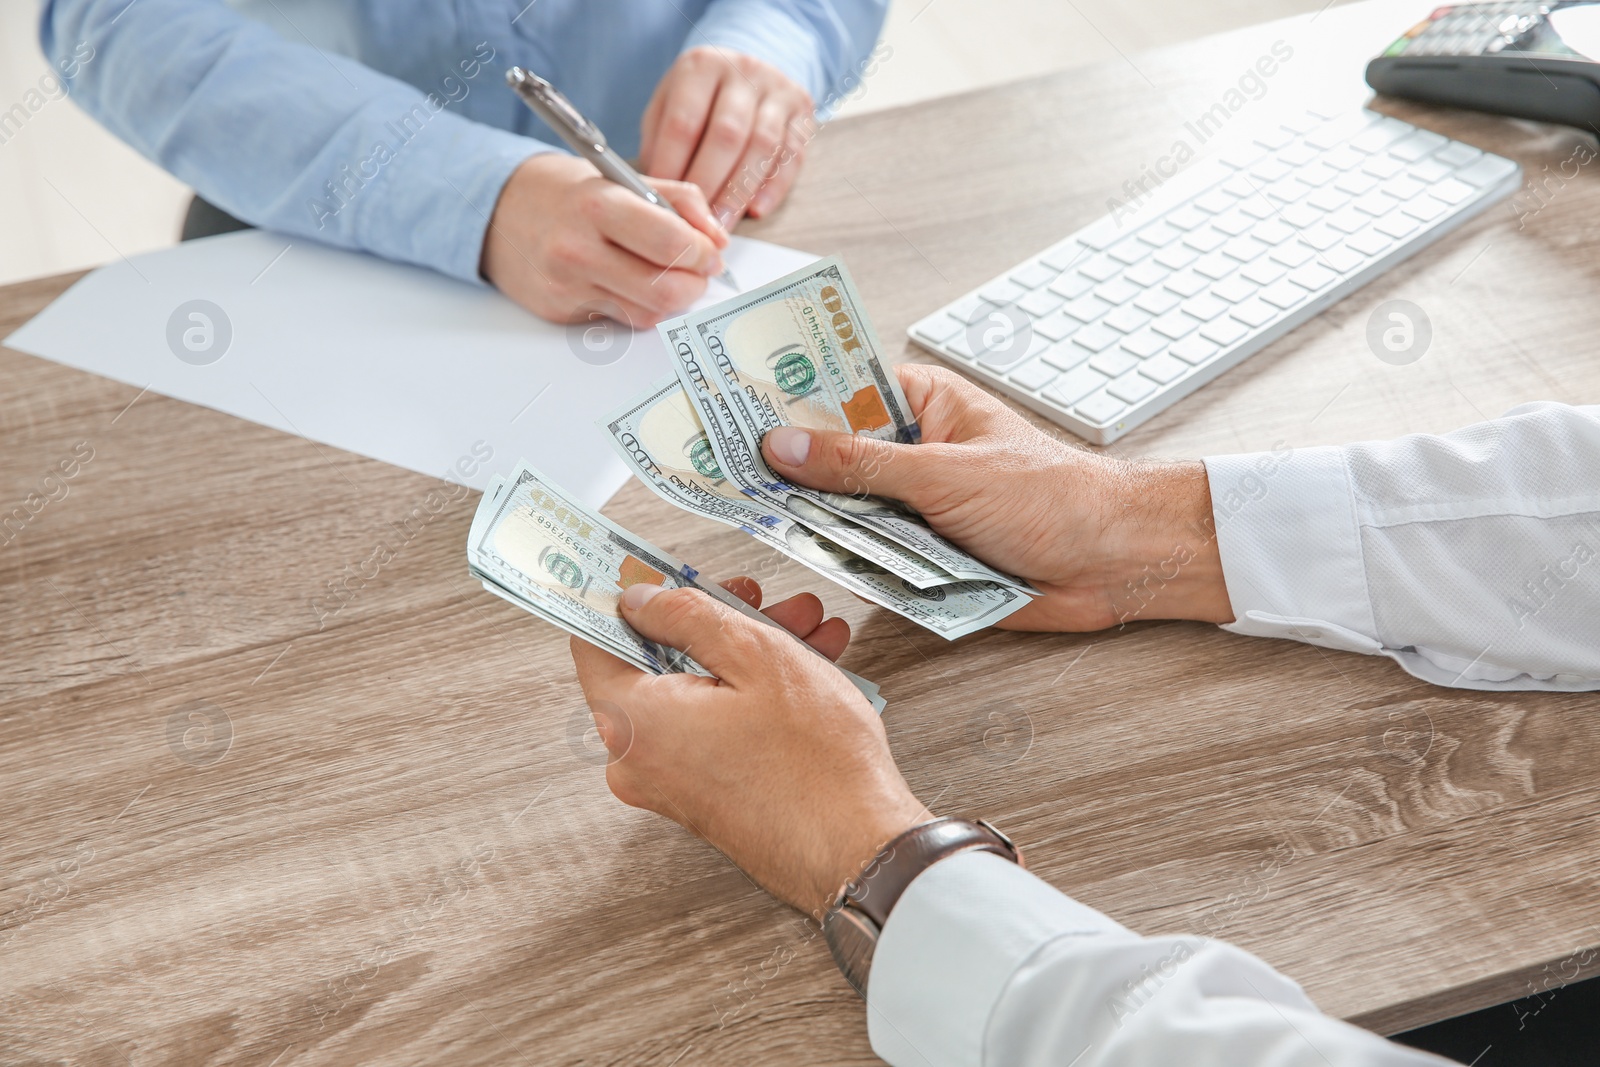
[{"xmin": 761, "ymin": 364, "xmax": 1238, "ymax": 632}]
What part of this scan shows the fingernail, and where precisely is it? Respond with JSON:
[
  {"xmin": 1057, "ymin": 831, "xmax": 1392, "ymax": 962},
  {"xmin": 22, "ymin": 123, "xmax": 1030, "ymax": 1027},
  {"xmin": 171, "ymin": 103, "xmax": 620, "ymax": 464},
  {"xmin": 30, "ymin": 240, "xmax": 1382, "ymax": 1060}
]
[
  {"xmin": 766, "ymin": 426, "xmax": 810, "ymax": 465},
  {"xmin": 714, "ymin": 206, "xmax": 738, "ymax": 231},
  {"xmin": 622, "ymin": 582, "xmax": 664, "ymax": 610}
]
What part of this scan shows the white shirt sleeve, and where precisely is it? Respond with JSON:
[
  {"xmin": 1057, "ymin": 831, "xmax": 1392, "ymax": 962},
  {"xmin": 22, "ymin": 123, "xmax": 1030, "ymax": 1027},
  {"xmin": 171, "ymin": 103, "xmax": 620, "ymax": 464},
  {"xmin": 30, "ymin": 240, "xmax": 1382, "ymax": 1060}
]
[
  {"xmin": 866, "ymin": 851, "xmax": 1450, "ymax": 1067},
  {"xmin": 1203, "ymin": 402, "xmax": 1600, "ymax": 691}
]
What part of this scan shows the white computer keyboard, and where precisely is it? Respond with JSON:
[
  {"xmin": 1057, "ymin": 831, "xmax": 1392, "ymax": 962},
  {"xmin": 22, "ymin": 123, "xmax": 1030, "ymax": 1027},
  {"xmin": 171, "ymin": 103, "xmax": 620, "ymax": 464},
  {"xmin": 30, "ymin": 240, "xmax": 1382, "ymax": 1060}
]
[{"xmin": 908, "ymin": 108, "xmax": 1521, "ymax": 444}]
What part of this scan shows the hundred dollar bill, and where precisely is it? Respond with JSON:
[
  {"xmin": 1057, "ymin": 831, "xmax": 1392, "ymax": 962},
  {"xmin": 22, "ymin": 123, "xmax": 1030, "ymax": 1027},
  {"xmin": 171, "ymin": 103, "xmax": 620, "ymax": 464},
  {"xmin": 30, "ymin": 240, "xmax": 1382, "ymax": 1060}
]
[
  {"xmin": 468, "ymin": 461, "xmax": 887, "ymax": 708},
  {"xmin": 603, "ymin": 369, "xmax": 962, "ymax": 590},
  {"xmin": 676, "ymin": 263, "xmax": 1036, "ymax": 592}
]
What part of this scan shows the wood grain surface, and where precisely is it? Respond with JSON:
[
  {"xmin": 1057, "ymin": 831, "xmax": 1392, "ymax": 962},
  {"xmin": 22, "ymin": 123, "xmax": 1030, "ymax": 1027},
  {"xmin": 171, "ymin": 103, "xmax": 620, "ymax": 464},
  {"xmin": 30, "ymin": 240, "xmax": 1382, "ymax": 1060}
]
[{"xmin": 4, "ymin": 2, "xmax": 1599, "ymax": 1063}]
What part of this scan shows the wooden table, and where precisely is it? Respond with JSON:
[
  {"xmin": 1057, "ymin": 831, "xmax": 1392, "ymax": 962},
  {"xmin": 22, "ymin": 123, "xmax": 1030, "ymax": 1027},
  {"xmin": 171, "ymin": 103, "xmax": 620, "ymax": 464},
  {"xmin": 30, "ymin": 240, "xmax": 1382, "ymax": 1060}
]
[{"xmin": 4, "ymin": 2, "xmax": 1598, "ymax": 1062}]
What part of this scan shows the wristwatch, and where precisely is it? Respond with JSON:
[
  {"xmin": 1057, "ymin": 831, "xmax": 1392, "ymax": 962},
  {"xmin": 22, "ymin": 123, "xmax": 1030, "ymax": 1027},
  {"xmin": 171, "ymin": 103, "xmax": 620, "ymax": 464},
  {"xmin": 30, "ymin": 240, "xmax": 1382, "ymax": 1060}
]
[{"xmin": 821, "ymin": 817, "xmax": 1023, "ymax": 997}]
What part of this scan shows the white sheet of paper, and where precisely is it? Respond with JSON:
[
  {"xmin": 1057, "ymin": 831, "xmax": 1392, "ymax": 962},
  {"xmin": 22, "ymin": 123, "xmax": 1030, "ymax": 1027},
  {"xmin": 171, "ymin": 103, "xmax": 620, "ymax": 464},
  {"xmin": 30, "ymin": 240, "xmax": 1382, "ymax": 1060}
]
[{"xmin": 3, "ymin": 230, "xmax": 819, "ymax": 509}]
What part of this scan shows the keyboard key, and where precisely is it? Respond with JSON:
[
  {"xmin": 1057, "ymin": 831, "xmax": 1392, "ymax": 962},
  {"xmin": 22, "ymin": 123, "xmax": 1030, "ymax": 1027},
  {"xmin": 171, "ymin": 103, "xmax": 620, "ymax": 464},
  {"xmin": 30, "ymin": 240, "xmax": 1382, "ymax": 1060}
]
[
  {"xmin": 1289, "ymin": 264, "xmax": 1338, "ymax": 291},
  {"xmin": 1402, "ymin": 193, "xmax": 1448, "ymax": 223},
  {"xmin": 1230, "ymin": 298, "xmax": 1277, "ymax": 328},
  {"xmin": 1139, "ymin": 352, "xmax": 1188, "ymax": 384},
  {"xmin": 1010, "ymin": 261, "xmax": 1057, "ymax": 289},
  {"xmin": 1164, "ymin": 205, "xmax": 1208, "ymax": 230},
  {"xmin": 1240, "ymin": 258, "xmax": 1286, "ymax": 286},
  {"xmin": 1104, "ymin": 305, "xmax": 1151, "ymax": 333},
  {"xmin": 1252, "ymin": 127, "xmax": 1293, "ymax": 151},
  {"xmin": 1074, "ymin": 217, "xmax": 1124, "ymax": 251},
  {"xmin": 1018, "ymin": 289, "xmax": 1065, "ymax": 317},
  {"xmin": 1194, "ymin": 189, "xmax": 1237, "ymax": 214},
  {"xmin": 980, "ymin": 279, "xmax": 1026, "ymax": 304},
  {"xmin": 944, "ymin": 334, "xmax": 980, "ymax": 360},
  {"xmin": 1269, "ymin": 241, "xmax": 1316, "ymax": 268},
  {"xmin": 1072, "ymin": 323, "xmax": 1122, "ymax": 352},
  {"xmin": 1220, "ymin": 174, "xmax": 1257, "ymax": 198},
  {"xmin": 1136, "ymin": 221, "xmax": 1183, "ymax": 247},
  {"xmin": 1211, "ymin": 275, "xmax": 1256, "ymax": 303},
  {"xmin": 1279, "ymin": 203, "xmax": 1326, "ymax": 233},
  {"xmin": 1152, "ymin": 311, "xmax": 1201, "ymax": 340},
  {"xmin": 1456, "ymin": 154, "xmax": 1518, "ymax": 187},
  {"xmin": 1079, "ymin": 255, "xmax": 1122, "ymax": 281},
  {"xmin": 1194, "ymin": 252, "xmax": 1237, "ymax": 280},
  {"xmin": 1154, "ymin": 244, "xmax": 1199, "ymax": 270},
  {"xmin": 1048, "ymin": 271, "xmax": 1096, "ymax": 300},
  {"xmin": 1134, "ymin": 287, "xmax": 1181, "ymax": 315},
  {"xmin": 1300, "ymin": 223, "xmax": 1343, "ymax": 250},
  {"xmin": 1109, "ymin": 238, "xmax": 1153, "ymax": 265},
  {"xmin": 913, "ymin": 314, "xmax": 965, "ymax": 344},
  {"xmin": 1322, "ymin": 145, "xmax": 1366, "ymax": 171},
  {"xmin": 1327, "ymin": 206, "xmax": 1368, "ymax": 234},
  {"xmin": 1350, "ymin": 117, "xmax": 1412, "ymax": 153},
  {"xmin": 1237, "ymin": 194, "xmax": 1278, "ymax": 220},
  {"xmin": 946, "ymin": 293, "xmax": 986, "ymax": 323},
  {"xmin": 1427, "ymin": 177, "xmax": 1476, "ymax": 205},
  {"xmin": 1120, "ymin": 329, "xmax": 1168, "ymax": 358},
  {"xmin": 1296, "ymin": 162, "xmax": 1340, "ymax": 187},
  {"xmin": 1346, "ymin": 229, "xmax": 1394, "ymax": 256},
  {"xmin": 1307, "ymin": 187, "xmax": 1352, "ymax": 213},
  {"xmin": 1106, "ymin": 370, "xmax": 1157, "ymax": 404},
  {"xmin": 1090, "ymin": 349, "xmax": 1138, "ymax": 377},
  {"xmin": 1164, "ymin": 270, "xmax": 1210, "ymax": 298},
  {"xmin": 1171, "ymin": 335, "xmax": 1221, "ymax": 364},
  {"xmin": 1333, "ymin": 171, "xmax": 1379, "ymax": 197},
  {"xmin": 1409, "ymin": 158, "xmax": 1451, "ymax": 183},
  {"xmin": 1074, "ymin": 390, "xmax": 1127, "ymax": 425},
  {"xmin": 1381, "ymin": 174, "xmax": 1426, "ymax": 201},
  {"xmin": 1251, "ymin": 219, "xmax": 1295, "ymax": 245},
  {"xmin": 1277, "ymin": 142, "xmax": 1318, "ymax": 167},
  {"xmin": 1434, "ymin": 142, "xmax": 1483, "ymax": 167},
  {"xmin": 1063, "ymin": 295, "xmax": 1113, "ymax": 323},
  {"xmin": 1181, "ymin": 293, "xmax": 1230, "ymax": 320},
  {"xmin": 1095, "ymin": 277, "xmax": 1141, "ymax": 305},
  {"xmin": 1043, "ymin": 365, "xmax": 1106, "ymax": 406},
  {"xmin": 1353, "ymin": 190, "xmax": 1398, "ymax": 216},
  {"xmin": 1259, "ymin": 280, "xmax": 1306, "ymax": 310},
  {"xmin": 1042, "ymin": 340, "xmax": 1089, "ymax": 370},
  {"xmin": 1008, "ymin": 358, "xmax": 1061, "ymax": 392},
  {"xmin": 1223, "ymin": 236, "xmax": 1267, "ymax": 262},
  {"xmin": 1389, "ymin": 129, "xmax": 1448, "ymax": 162},
  {"xmin": 1361, "ymin": 154, "xmax": 1405, "ymax": 180},
  {"xmin": 978, "ymin": 330, "xmax": 1050, "ymax": 370},
  {"xmin": 1250, "ymin": 158, "xmax": 1291, "ymax": 182},
  {"xmin": 1040, "ymin": 240, "xmax": 1090, "ymax": 271},
  {"xmin": 1321, "ymin": 246, "xmax": 1364, "ymax": 273},
  {"xmin": 1374, "ymin": 210, "xmax": 1420, "ymax": 240},
  {"xmin": 1183, "ymin": 227, "xmax": 1228, "ymax": 253},
  {"xmin": 1124, "ymin": 260, "xmax": 1170, "ymax": 287},
  {"xmin": 1212, "ymin": 210, "xmax": 1255, "ymax": 236},
  {"xmin": 1033, "ymin": 310, "xmax": 1079, "ymax": 341},
  {"xmin": 1265, "ymin": 177, "xmax": 1312, "ymax": 204}
]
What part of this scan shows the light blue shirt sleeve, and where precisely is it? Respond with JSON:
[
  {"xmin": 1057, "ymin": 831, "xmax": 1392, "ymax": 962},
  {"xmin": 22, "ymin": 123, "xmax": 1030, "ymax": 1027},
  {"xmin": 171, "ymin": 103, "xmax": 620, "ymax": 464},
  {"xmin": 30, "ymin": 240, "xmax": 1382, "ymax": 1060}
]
[
  {"xmin": 39, "ymin": 0, "xmax": 887, "ymax": 285},
  {"xmin": 40, "ymin": 0, "xmax": 554, "ymax": 285}
]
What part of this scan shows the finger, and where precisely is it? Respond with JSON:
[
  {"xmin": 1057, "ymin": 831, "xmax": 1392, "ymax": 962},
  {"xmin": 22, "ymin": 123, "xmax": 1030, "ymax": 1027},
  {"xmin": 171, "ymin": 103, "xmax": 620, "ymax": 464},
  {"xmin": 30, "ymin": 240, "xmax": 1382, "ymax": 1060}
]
[
  {"xmin": 684, "ymin": 77, "xmax": 757, "ymax": 224},
  {"xmin": 762, "ymin": 424, "xmax": 934, "ymax": 502},
  {"xmin": 802, "ymin": 616, "xmax": 851, "ymax": 662},
  {"xmin": 570, "ymin": 634, "xmax": 652, "ymax": 711},
  {"xmin": 638, "ymin": 72, "xmax": 671, "ymax": 171},
  {"xmin": 643, "ymin": 64, "xmax": 721, "ymax": 181},
  {"xmin": 591, "ymin": 183, "xmax": 724, "ymax": 273},
  {"xmin": 653, "ymin": 178, "xmax": 731, "ymax": 249},
  {"xmin": 583, "ymin": 242, "xmax": 707, "ymax": 320},
  {"xmin": 719, "ymin": 576, "xmax": 763, "ymax": 609},
  {"xmin": 747, "ymin": 104, "xmax": 809, "ymax": 218},
  {"xmin": 715, "ymin": 93, "xmax": 787, "ymax": 220},
  {"xmin": 761, "ymin": 591, "xmax": 825, "ymax": 640},
  {"xmin": 619, "ymin": 583, "xmax": 765, "ymax": 683}
]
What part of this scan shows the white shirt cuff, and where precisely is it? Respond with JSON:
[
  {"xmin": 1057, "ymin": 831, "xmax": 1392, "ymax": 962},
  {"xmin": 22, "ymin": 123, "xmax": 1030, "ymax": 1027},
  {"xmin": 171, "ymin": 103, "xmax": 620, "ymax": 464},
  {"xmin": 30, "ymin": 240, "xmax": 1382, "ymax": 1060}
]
[
  {"xmin": 1204, "ymin": 446, "xmax": 1382, "ymax": 656},
  {"xmin": 866, "ymin": 851, "xmax": 1133, "ymax": 1067}
]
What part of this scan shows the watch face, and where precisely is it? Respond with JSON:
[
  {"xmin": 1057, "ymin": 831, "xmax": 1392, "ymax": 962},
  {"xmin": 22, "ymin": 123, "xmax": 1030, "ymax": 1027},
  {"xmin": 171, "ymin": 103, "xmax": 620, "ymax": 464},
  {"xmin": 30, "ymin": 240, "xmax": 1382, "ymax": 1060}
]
[{"xmin": 822, "ymin": 907, "xmax": 881, "ymax": 998}]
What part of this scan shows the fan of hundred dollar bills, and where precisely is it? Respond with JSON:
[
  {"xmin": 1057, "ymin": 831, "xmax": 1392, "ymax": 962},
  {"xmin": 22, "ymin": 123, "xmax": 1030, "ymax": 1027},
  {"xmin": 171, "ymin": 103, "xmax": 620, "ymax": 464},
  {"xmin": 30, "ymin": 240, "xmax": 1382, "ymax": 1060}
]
[{"xmin": 466, "ymin": 258, "xmax": 1037, "ymax": 699}]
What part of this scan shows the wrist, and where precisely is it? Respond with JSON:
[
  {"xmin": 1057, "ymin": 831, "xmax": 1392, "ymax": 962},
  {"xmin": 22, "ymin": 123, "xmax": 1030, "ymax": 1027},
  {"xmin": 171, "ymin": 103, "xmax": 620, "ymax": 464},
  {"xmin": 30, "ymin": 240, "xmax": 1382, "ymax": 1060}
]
[
  {"xmin": 1094, "ymin": 460, "xmax": 1234, "ymax": 626},
  {"xmin": 806, "ymin": 792, "xmax": 929, "ymax": 921}
]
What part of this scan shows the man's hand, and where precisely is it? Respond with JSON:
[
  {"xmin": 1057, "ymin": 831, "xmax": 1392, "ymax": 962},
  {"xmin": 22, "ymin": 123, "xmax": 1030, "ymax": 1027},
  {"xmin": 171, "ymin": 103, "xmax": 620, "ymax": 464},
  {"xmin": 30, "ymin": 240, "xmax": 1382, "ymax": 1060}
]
[
  {"xmin": 639, "ymin": 47, "xmax": 813, "ymax": 226},
  {"xmin": 570, "ymin": 577, "xmax": 928, "ymax": 919},
  {"xmin": 481, "ymin": 153, "xmax": 729, "ymax": 326},
  {"xmin": 761, "ymin": 365, "xmax": 1237, "ymax": 631}
]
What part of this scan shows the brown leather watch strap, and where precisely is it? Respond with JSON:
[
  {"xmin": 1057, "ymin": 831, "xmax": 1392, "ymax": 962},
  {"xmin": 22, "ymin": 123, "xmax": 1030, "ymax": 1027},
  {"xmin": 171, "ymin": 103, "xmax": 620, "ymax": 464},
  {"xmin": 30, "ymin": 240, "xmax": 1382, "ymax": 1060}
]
[{"xmin": 840, "ymin": 817, "xmax": 1023, "ymax": 930}]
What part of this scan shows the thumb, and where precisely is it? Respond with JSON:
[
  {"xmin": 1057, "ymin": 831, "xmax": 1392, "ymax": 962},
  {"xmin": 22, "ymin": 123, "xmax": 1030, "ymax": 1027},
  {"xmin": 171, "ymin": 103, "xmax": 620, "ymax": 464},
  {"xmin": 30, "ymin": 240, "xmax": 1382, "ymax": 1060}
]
[
  {"xmin": 763, "ymin": 426, "xmax": 930, "ymax": 502},
  {"xmin": 620, "ymin": 583, "xmax": 760, "ymax": 682}
]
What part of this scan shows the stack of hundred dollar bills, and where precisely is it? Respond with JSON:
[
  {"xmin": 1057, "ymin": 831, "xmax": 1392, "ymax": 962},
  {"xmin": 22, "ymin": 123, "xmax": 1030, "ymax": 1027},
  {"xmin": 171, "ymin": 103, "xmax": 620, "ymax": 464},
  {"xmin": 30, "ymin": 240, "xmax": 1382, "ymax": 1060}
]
[
  {"xmin": 602, "ymin": 256, "xmax": 1037, "ymax": 639},
  {"xmin": 468, "ymin": 460, "xmax": 885, "ymax": 712}
]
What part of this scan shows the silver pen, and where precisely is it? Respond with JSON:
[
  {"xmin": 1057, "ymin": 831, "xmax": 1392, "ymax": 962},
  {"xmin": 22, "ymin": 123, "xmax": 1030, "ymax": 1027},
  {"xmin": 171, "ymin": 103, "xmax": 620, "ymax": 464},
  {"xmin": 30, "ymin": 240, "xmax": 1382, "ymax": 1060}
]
[{"xmin": 506, "ymin": 66, "xmax": 739, "ymax": 290}]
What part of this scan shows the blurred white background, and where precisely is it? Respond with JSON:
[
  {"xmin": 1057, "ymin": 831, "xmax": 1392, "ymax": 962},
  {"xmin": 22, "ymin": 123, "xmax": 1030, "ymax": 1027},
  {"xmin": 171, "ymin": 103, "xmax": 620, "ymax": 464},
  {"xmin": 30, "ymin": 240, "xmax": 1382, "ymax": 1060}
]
[{"xmin": 0, "ymin": 0, "xmax": 1329, "ymax": 286}]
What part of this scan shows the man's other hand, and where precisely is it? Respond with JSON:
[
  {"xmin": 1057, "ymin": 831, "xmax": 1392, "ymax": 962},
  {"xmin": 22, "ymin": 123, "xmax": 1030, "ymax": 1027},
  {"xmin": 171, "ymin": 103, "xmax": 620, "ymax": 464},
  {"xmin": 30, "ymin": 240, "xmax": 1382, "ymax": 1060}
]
[
  {"xmin": 640, "ymin": 47, "xmax": 813, "ymax": 226},
  {"xmin": 761, "ymin": 365, "xmax": 1237, "ymax": 632},
  {"xmin": 570, "ymin": 577, "xmax": 928, "ymax": 919},
  {"xmin": 482, "ymin": 153, "xmax": 729, "ymax": 326}
]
